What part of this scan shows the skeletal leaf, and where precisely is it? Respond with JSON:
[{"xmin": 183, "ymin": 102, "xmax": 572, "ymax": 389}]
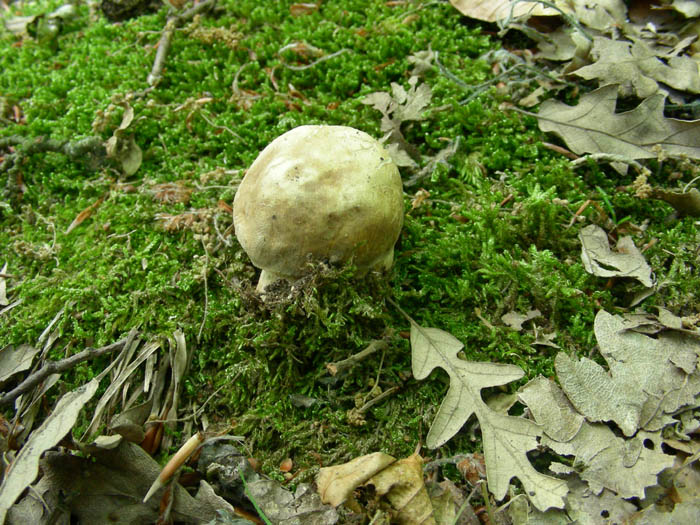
[
  {"xmin": 526, "ymin": 369, "xmax": 675, "ymax": 498},
  {"xmin": 368, "ymin": 453, "xmax": 436, "ymax": 525},
  {"xmin": 0, "ymin": 379, "xmax": 100, "ymax": 523},
  {"xmin": 565, "ymin": 480, "xmax": 637, "ymax": 525},
  {"xmin": 634, "ymin": 500, "xmax": 700, "ymax": 524},
  {"xmin": 543, "ymin": 423, "xmax": 674, "ymax": 498},
  {"xmin": 410, "ymin": 322, "xmax": 567, "ymax": 511},
  {"xmin": 573, "ymin": 37, "xmax": 700, "ymax": 98},
  {"xmin": 518, "ymin": 377, "xmax": 584, "ymax": 443},
  {"xmin": 579, "ymin": 224, "xmax": 653, "ymax": 287},
  {"xmin": 593, "ymin": 310, "xmax": 700, "ymax": 430},
  {"xmin": 555, "ymin": 309, "xmax": 700, "ymax": 438},
  {"xmin": 554, "ymin": 353, "xmax": 641, "ymax": 437},
  {"xmin": 535, "ymin": 84, "xmax": 700, "ymax": 161}
]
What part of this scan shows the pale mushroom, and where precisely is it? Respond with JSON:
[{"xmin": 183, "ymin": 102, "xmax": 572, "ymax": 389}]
[{"xmin": 233, "ymin": 125, "xmax": 404, "ymax": 292}]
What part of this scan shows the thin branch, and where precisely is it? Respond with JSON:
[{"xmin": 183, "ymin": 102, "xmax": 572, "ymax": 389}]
[
  {"xmin": 147, "ymin": 0, "xmax": 218, "ymax": 87},
  {"xmin": 0, "ymin": 336, "xmax": 133, "ymax": 408},
  {"xmin": 325, "ymin": 338, "xmax": 389, "ymax": 376}
]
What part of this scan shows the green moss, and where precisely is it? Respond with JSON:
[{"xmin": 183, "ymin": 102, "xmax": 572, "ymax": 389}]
[{"xmin": 2, "ymin": 0, "xmax": 699, "ymax": 476}]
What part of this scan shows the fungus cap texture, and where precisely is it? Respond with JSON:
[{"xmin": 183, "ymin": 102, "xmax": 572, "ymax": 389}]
[{"xmin": 233, "ymin": 125, "xmax": 404, "ymax": 287}]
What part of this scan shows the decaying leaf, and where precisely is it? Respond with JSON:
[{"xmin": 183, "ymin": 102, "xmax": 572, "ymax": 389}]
[
  {"xmin": 65, "ymin": 196, "xmax": 104, "ymax": 234},
  {"xmin": 556, "ymin": 310, "xmax": 700, "ymax": 437},
  {"xmin": 521, "ymin": 372, "xmax": 675, "ymax": 499},
  {"xmin": 109, "ymin": 398, "xmax": 154, "ymax": 443},
  {"xmin": 672, "ymin": 0, "xmax": 700, "ymax": 18},
  {"xmin": 508, "ymin": 475, "xmax": 638, "ymax": 525},
  {"xmin": 0, "ymin": 379, "xmax": 100, "ymax": 523},
  {"xmin": 546, "ymin": 421, "xmax": 675, "ymax": 499},
  {"xmin": 27, "ymin": 439, "xmax": 223, "ymax": 524},
  {"xmin": 554, "ymin": 353, "xmax": 641, "ymax": 436},
  {"xmin": 404, "ymin": 138, "xmax": 460, "ymax": 187},
  {"xmin": 579, "ymin": 224, "xmax": 653, "ymax": 287},
  {"xmin": 317, "ymin": 452, "xmax": 396, "ymax": 506},
  {"xmin": 362, "ymin": 76, "xmax": 431, "ymax": 168},
  {"xmin": 407, "ymin": 49, "xmax": 436, "ymax": 76},
  {"xmin": 534, "ymin": 84, "xmax": 700, "ymax": 162},
  {"xmin": 0, "ymin": 344, "xmax": 40, "ymax": 385},
  {"xmin": 409, "ymin": 322, "xmax": 567, "ymax": 511},
  {"xmin": 246, "ymin": 479, "xmax": 339, "ymax": 525},
  {"xmin": 368, "ymin": 453, "xmax": 436, "ymax": 525},
  {"xmin": 573, "ymin": 37, "xmax": 700, "ymax": 98},
  {"xmin": 84, "ymin": 339, "xmax": 161, "ymax": 437},
  {"xmin": 652, "ymin": 187, "xmax": 700, "ymax": 217},
  {"xmin": 105, "ymin": 103, "xmax": 142, "ymax": 176},
  {"xmin": 448, "ymin": 0, "xmax": 557, "ymax": 23},
  {"xmin": 501, "ymin": 309, "xmax": 541, "ymax": 331},
  {"xmin": 518, "ymin": 376, "xmax": 583, "ymax": 443}
]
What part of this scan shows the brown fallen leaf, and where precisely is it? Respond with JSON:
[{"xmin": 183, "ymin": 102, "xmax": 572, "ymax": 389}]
[
  {"xmin": 368, "ymin": 453, "xmax": 436, "ymax": 525},
  {"xmin": 317, "ymin": 452, "xmax": 396, "ymax": 507},
  {"xmin": 65, "ymin": 196, "xmax": 104, "ymax": 234},
  {"xmin": 531, "ymin": 84, "xmax": 700, "ymax": 162}
]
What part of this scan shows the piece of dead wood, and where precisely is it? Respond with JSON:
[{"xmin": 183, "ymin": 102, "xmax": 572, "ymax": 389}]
[{"xmin": 0, "ymin": 330, "xmax": 137, "ymax": 408}]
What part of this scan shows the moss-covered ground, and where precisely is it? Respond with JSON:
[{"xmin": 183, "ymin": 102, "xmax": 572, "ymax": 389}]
[{"xmin": 2, "ymin": 0, "xmax": 699, "ymax": 482}]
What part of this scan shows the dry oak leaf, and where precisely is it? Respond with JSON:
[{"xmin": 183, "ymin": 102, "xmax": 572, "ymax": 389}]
[
  {"xmin": 534, "ymin": 84, "xmax": 700, "ymax": 161},
  {"xmin": 521, "ymin": 375, "xmax": 675, "ymax": 499},
  {"xmin": 410, "ymin": 322, "xmax": 567, "ymax": 511},
  {"xmin": 448, "ymin": 0, "xmax": 557, "ymax": 23},
  {"xmin": 579, "ymin": 224, "xmax": 654, "ymax": 287},
  {"xmin": 573, "ymin": 37, "xmax": 700, "ymax": 98}
]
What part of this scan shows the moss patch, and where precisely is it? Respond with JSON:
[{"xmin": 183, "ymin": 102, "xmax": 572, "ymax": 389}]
[{"xmin": 2, "ymin": 0, "xmax": 699, "ymax": 480}]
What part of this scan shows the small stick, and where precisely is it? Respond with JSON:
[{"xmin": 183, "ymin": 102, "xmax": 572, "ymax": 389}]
[
  {"xmin": 326, "ymin": 338, "xmax": 389, "ymax": 376},
  {"xmin": 147, "ymin": 0, "xmax": 218, "ymax": 87},
  {"xmin": 356, "ymin": 386, "xmax": 399, "ymax": 414},
  {"xmin": 0, "ymin": 336, "xmax": 132, "ymax": 408}
]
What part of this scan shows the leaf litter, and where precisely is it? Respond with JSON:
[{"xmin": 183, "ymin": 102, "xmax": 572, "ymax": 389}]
[{"xmin": 4, "ymin": 1, "xmax": 700, "ymax": 523}]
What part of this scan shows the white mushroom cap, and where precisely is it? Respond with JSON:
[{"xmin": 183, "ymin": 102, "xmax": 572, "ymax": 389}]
[{"xmin": 233, "ymin": 125, "xmax": 404, "ymax": 292}]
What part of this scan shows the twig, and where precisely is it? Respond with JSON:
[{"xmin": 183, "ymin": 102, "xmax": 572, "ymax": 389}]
[
  {"xmin": 570, "ymin": 153, "xmax": 646, "ymax": 172},
  {"xmin": 279, "ymin": 48, "xmax": 351, "ymax": 71},
  {"xmin": 326, "ymin": 338, "xmax": 389, "ymax": 376},
  {"xmin": 356, "ymin": 386, "xmax": 399, "ymax": 414},
  {"xmin": 197, "ymin": 241, "xmax": 209, "ymax": 343},
  {"xmin": 147, "ymin": 0, "xmax": 218, "ymax": 87},
  {"xmin": 2, "ymin": 135, "xmax": 106, "ymax": 196},
  {"xmin": 0, "ymin": 336, "xmax": 132, "ymax": 408}
]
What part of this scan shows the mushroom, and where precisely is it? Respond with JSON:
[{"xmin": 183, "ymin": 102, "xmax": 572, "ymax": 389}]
[{"xmin": 233, "ymin": 125, "xmax": 404, "ymax": 292}]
